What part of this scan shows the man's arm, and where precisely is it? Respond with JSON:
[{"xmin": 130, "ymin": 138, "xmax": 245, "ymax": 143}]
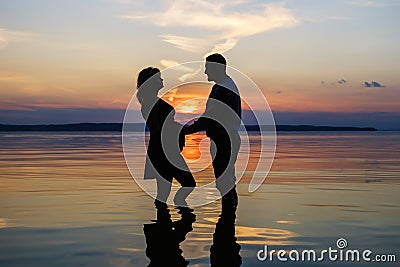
[{"xmin": 182, "ymin": 117, "xmax": 211, "ymax": 135}]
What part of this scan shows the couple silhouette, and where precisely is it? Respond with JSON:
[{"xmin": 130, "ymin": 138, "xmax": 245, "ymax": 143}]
[{"xmin": 136, "ymin": 53, "xmax": 241, "ymax": 214}]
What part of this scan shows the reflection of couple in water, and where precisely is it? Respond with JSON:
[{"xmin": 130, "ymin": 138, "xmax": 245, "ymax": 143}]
[
  {"xmin": 136, "ymin": 53, "xmax": 241, "ymax": 213},
  {"xmin": 138, "ymin": 53, "xmax": 242, "ymax": 265},
  {"xmin": 144, "ymin": 203, "xmax": 241, "ymax": 267}
]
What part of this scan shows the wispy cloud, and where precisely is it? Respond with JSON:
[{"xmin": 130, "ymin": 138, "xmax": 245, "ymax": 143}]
[
  {"xmin": 347, "ymin": 0, "xmax": 400, "ymax": 7},
  {"xmin": 159, "ymin": 35, "xmax": 214, "ymax": 53},
  {"xmin": 160, "ymin": 59, "xmax": 192, "ymax": 70},
  {"xmin": 0, "ymin": 28, "xmax": 38, "ymax": 49},
  {"xmin": 321, "ymin": 78, "xmax": 347, "ymax": 86},
  {"xmin": 121, "ymin": 0, "xmax": 298, "ymax": 53},
  {"xmin": 0, "ymin": 71, "xmax": 41, "ymax": 86}
]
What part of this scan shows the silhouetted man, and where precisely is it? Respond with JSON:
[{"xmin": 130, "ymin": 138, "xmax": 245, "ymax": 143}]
[{"xmin": 184, "ymin": 53, "xmax": 241, "ymax": 214}]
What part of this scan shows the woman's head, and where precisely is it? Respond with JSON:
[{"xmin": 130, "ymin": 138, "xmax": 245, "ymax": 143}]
[{"xmin": 136, "ymin": 67, "xmax": 163, "ymax": 103}]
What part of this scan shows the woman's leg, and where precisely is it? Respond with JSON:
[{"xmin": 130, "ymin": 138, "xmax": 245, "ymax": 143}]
[
  {"xmin": 155, "ymin": 175, "xmax": 172, "ymax": 204},
  {"xmin": 173, "ymin": 162, "xmax": 196, "ymax": 207},
  {"xmin": 174, "ymin": 187, "xmax": 194, "ymax": 207}
]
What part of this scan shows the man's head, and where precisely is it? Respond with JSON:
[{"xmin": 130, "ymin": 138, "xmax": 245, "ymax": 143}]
[{"xmin": 205, "ymin": 53, "xmax": 227, "ymax": 82}]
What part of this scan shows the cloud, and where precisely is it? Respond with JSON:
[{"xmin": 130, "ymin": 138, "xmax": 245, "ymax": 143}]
[
  {"xmin": 211, "ymin": 38, "xmax": 238, "ymax": 54},
  {"xmin": 0, "ymin": 28, "xmax": 38, "ymax": 49},
  {"xmin": 159, "ymin": 35, "xmax": 214, "ymax": 53},
  {"xmin": 121, "ymin": 0, "xmax": 298, "ymax": 53},
  {"xmin": 160, "ymin": 59, "xmax": 195, "ymax": 72},
  {"xmin": 364, "ymin": 81, "xmax": 384, "ymax": 87},
  {"xmin": 347, "ymin": 0, "xmax": 400, "ymax": 7},
  {"xmin": 160, "ymin": 59, "xmax": 199, "ymax": 81},
  {"xmin": 0, "ymin": 71, "xmax": 35, "ymax": 83},
  {"xmin": 321, "ymin": 78, "xmax": 347, "ymax": 86}
]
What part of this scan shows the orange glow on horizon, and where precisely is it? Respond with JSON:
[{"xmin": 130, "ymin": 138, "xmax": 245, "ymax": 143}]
[{"xmin": 176, "ymin": 104, "xmax": 199, "ymax": 114}]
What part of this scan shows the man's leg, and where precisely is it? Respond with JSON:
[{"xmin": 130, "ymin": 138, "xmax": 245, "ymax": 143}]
[{"xmin": 211, "ymin": 133, "xmax": 240, "ymax": 214}]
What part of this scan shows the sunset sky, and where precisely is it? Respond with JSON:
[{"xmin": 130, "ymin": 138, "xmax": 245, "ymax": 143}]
[{"xmin": 0, "ymin": 0, "xmax": 399, "ymax": 129}]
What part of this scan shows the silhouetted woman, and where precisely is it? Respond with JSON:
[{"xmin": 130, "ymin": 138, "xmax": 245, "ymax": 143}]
[{"xmin": 136, "ymin": 67, "xmax": 196, "ymax": 207}]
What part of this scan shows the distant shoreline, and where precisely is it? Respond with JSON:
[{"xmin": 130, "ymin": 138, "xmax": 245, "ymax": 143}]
[{"xmin": 0, "ymin": 123, "xmax": 377, "ymax": 132}]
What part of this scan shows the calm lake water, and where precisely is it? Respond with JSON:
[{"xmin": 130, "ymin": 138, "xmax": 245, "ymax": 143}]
[{"xmin": 0, "ymin": 131, "xmax": 399, "ymax": 266}]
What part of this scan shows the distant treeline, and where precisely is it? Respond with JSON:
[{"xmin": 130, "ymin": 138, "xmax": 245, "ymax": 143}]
[{"xmin": 0, "ymin": 123, "xmax": 377, "ymax": 132}]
